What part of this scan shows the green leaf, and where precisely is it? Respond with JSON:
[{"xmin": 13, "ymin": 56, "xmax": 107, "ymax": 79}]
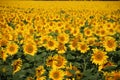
[
  {"xmin": 22, "ymin": 63, "xmax": 30, "ymax": 69},
  {"xmin": 73, "ymin": 62, "xmax": 81, "ymax": 68},
  {"xmin": 69, "ymin": 69, "xmax": 76, "ymax": 74},
  {"xmin": 66, "ymin": 54, "xmax": 75, "ymax": 60},
  {"xmin": 65, "ymin": 30, "xmax": 70, "ymax": 34},
  {"xmin": 41, "ymin": 52, "xmax": 47, "ymax": 57},
  {"xmin": 25, "ymin": 55, "xmax": 34, "ymax": 62}
]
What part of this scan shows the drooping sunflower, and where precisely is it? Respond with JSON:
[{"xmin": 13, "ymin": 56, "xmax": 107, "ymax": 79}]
[
  {"xmin": 53, "ymin": 54, "xmax": 67, "ymax": 69},
  {"xmin": 49, "ymin": 69, "xmax": 65, "ymax": 80},
  {"xmin": 103, "ymin": 36, "xmax": 117, "ymax": 52},
  {"xmin": 98, "ymin": 61, "xmax": 116, "ymax": 71},
  {"xmin": 23, "ymin": 42, "xmax": 37, "ymax": 56},
  {"xmin": 35, "ymin": 65, "xmax": 45, "ymax": 78},
  {"xmin": 57, "ymin": 42, "xmax": 66, "ymax": 54},
  {"xmin": 57, "ymin": 33, "xmax": 69, "ymax": 44},
  {"xmin": 0, "ymin": 49, "xmax": 8, "ymax": 61},
  {"xmin": 91, "ymin": 48, "xmax": 108, "ymax": 65},
  {"xmin": 77, "ymin": 42, "xmax": 89, "ymax": 53},
  {"xmin": 11, "ymin": 58, "xmax": 22, "ymax": 74},
  {"xmin": 46, "ymin": 56, "xmax": 54, "ymax": 67},
  {"xmin": 6, "ymin": 42, "xmax": 19, "ymax": 56}
]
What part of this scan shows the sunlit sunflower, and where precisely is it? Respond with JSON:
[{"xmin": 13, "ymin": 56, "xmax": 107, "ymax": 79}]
[
  {"xmin": 86, "ymin": 37, "xmax": 96, "ymax": 46},
  {"xmin": 40, "ymin": 35, "xmax": 51, "ymax": 45},
  {"xmin": 12, "ymin": 58, "xmax": 22, "ymax": 74},
  {"xmin": 49, "ymin": 69, "xmax": 65, "ymax": 80},
  {"xmin": 116, "ymin": 25, "xmax": 120, "ymax": 33},
  {"xmin": 36, "ymin": 76, "xmax": 46, "ymax": 80},
  {"xmin": 69, "ymin": 38, "xmax": 79, "ymax": 51},
  {"xmin": 91, "ymin": 48, "xmax": 108, "ymax": 65},
  {"xmin": 0, "ymin": 38, "xmax": 8, "ymax": 47},
  {"xmin": 0, "ymin": 49, "xmax": 8, "ymax": 61},
  {"xmin": 53, "ymin": 54, "xmax": 67, "ymax": 69},
  {"xmin": 72, "ymin": 28, "xmax": 80, "ymax": 37},
  {"xmin": 57, "ymin": 33, "xmax": 69, "ymax": 44},
  {"xmin": 77, "ymin": 42, "xmax": 89, "ymax": 53},
  {"xmin": 35, "ymin": 65, "xmax": 45, "ymax": 78},
  {"xmin": 46, "ymin": 56, "xmax": 54, "ymax": 67},
  {"xmin": 57, "ymin": 42, "xmax": 66, "ymax": 54},
  {"xmin": 99, "ymin": 28, "xmax": 108, "ymax": 37},
  {"xmin": 45, "ymin": 39, "xmax": 58, "ymax": 51},
  {"xmin": 103, "ymin": 36, "xmax": 117, "ymax": 52},
  {"xmin": 6, "ymin": 42, "xmax": 19, "ymax": 56},
  {"xmin": 23, "ymin": 43, "xmax": 37, "ymax": 56},
  {"xmin": 107, "ymin": 27, "xmax": 116, "ymax": 36},
  {"xmin": 84, "ymin": 27, "xmax": 93, "ymax": 37}
]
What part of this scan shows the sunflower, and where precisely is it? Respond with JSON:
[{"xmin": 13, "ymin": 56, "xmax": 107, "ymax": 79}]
[
  {"xmin": 0, "ymin": 38, "xmax": 8, "ymax": 47},
  {"xmin": 112, "ymin": 71, "xmax": 120, "ymax": 80},
  {"xmin": 23, "ymin": 42, "xmax": 37, "ymax": 56},
  {"xmin": 0, "ymin": 49, "xmax": 8, "ymax": 61},
  {"xmin": 53, "ymin": 54, "xmax": 67, "ymax": 69},
  {"xmin": 46, "ymin": 56, "xmax": 54, "ymax": 67},
  {"xmin": 69, "ymin": 38, "xmax": 79, "ymax": 51},
  {"xmin": 107, "ymin": 27, "xmax": 116, "ymax": 36},
  {"xmin": 104, "ymin": 71, "xmax": 120, "ymax": 80},
  {"xmin": 57, "ymin": 33, "xmax": 69, "ymax": 44},
  {"xmin": 6, "ymin": 42, "xmax": 19, "ymax": 56},
  {"xmin": 84, "ymin": 27, "xmax": 93, "ymax": 37},
  {"xmin": 49, "ymin": 69, "xmax": 65, "ymax": 80},
  {"xmin": 36, "ymin": 76, "xmax": 46, "ymax": 80},
  {"xmin": 45, "ymin": 39, "xmax": 58, "ymax": 51},
  {"xmin": 72, "ymin": 28, "xmax": 80, "ymax": 37},
  {"xmin": 86, "ymin": 37, "xmax": 96, "ymax": 46},
  {"xmin": 12, "ymin": 58, "xmax": 22, "ymax": 74},
  {"xmin": 103, "ymin": 36, "xmax": 117, "ymax": 52},
  {"xmin": 91, "ymin": 48, "xmax": 108, "ymax": 65},
  {"xmin": 26, "ymin": 77, "xmax": 34, "ymax": 80},
  {"xmin": 77, "ymin": 42, "xmax": 89, "ymax": 53},
  {"xmin": 35, "ymin": 65, "xmax": 45, "ymax": 78},
  {"xmin": 98, "ymin": 61, "xmax": 116, "ymax": 71},
  {"xmin": 57, "ymin": 42, "xmax": 66, "ymax": 54}
]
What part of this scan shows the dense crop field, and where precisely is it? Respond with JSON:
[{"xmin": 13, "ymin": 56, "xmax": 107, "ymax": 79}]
[{"xmin": 0, "ymin": 1, "xmax": 120, "ymax": 80}]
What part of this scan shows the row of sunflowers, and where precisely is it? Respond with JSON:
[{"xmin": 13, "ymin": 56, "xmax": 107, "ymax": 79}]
[{"xmin": 0, "ymin": 1, "xmax": 120, "ymax": 80}]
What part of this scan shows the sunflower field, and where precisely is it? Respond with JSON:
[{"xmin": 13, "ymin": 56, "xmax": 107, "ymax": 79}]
[{"xmin": 0, "ymin": 1, "xmax": 120, "ymax": 80}]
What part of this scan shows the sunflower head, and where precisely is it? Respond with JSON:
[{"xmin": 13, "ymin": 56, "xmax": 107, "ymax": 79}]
[
  {"xmin": 6, "ymin": 42, "xmax": 19, "ymax": 56},
  {"xmin": 91, "ymin": 48, "xmax": 108, "ymax": 65},
  {"xmin": 103, "ymin": 36, "xmax": 116, "ymax": 52},
  {"xmin": 57, "ymin": 42, "xmax": 66, "ymax": 54},
  {"xmin": 35, "ymin": 65, "xmax": 45, "ymax": 77},
  {"xmin": 53, "ymin": 54, "xmax": 67, "ymax": 69},
  {"xmin": 57, "ymin": 33, "xmax": 69, "ymax": 44},
  {"xmin": 77, "ymin": 42, "xmax": 89, "ymax": 53},
  {"xmin": 45, "ymin": 39, "xmax": 58, "ymax": 51},
  {"xmin": 49, "ymin": 69, "xmax": 65, "ymax": 80},
  {"xmin": 23, "ymin": 42, "xmax": 37, "ymax": 56}
]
